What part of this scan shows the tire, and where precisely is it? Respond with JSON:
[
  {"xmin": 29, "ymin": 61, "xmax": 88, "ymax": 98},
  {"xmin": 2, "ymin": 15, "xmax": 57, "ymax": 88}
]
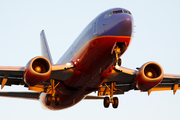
[
  {"xmin": 112, "ymin": 97, "xmax": 119, "ymax": 108},
  {"xmin": 54, "ymin": 94, "xmax": 60, "ymax": 106},
  {"xmin": 45, "ymin": 94, "xmax": 52, "ymax": 105},
  {"xmin": 104, "ymin": 97, "xmax": 110, "ymax": 108},
  {"xmin": 118, "ymin": 58, "xmax": 122, "ymax": 66},
  {"xmin": 113, "ymin": 58, "xmax": 122, "ymax": 66}
]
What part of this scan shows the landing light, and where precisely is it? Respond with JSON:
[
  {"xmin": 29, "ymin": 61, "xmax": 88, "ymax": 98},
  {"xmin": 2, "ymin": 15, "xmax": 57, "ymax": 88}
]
[{"xmin": 66, "ymin": 62, "xmax": 72, "ymax": 66}]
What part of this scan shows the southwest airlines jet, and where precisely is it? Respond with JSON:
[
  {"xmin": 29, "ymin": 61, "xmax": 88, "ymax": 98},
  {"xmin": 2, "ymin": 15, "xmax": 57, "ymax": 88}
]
[{"xmin": 0, "ymin": 8, "xmax": 179, "ymax": 110}]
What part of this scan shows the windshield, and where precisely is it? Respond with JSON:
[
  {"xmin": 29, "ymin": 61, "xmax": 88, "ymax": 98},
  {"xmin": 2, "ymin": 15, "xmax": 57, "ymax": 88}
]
[{"xmin": 104, "ymin": 10, "xmax": 131, "ymax": 18}]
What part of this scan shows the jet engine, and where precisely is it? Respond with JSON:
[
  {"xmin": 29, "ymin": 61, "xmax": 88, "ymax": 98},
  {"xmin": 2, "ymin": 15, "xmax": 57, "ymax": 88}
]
[
  {"xmin": 24, "ymin": 56, "xmax": 52, "ymax": 86},
  {"xmin": 135, "ymin": 62, "xmax": 163, "ymax": 91}
]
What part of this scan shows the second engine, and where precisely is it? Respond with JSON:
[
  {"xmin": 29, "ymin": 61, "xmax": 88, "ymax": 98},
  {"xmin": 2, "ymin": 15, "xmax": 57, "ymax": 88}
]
[{"xmin": 135, "ymin": 62, "xmax": 163, "ymax": 91}]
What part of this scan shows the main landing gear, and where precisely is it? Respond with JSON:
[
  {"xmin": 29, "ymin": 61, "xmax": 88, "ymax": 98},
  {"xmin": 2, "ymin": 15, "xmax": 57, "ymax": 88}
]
[
  {"xmin": 103, "ymin": 82, "xmax": 119, "ymax": 108},
  {"xmin": 45, "ymin": 79, "xmax": 60, "ymax": 106},
  {"xmin": 45, "ymin": 94, "xmax": 60, "ymax": 106}
]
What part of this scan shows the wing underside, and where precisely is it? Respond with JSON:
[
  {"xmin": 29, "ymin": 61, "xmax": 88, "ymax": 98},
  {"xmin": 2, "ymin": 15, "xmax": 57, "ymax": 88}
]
[
  {"xmin": 0, "ymin": 92, "xmax": 40, "ymax": 100},
  {"xmin": 98, "ymin": 65, "xmax": 180, "ymax": 96},
  {"xmin": 0, "ymin": 62, "xmax": 74, "ymax": 100},
  {"xmin": 149, "ymin": 74, "xmax": 180, "ymax": 95}
]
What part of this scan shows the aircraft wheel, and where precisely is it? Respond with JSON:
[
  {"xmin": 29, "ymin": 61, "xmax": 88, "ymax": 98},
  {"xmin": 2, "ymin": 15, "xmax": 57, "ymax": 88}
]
[
  {"xmin": 45, "ymin": 94, "xmax": 52, "ymax": 105},
  {"xmin": 118, "ymin": 58, "xmax": 122, "ymax": 66},
  {"xmin": 54, "ymin": 94, "xmax": 60, "ymax": 106},
  {"xmin": 112, "ymin": 97, "xmax": 118, "ymax": 108},
  {"xmin": 104, "ymin": 97, "xmax": 110, "ymax": 108},
  {"xmin": 113, "ymin": 58, "xmax": 122, "ymax": 66}
]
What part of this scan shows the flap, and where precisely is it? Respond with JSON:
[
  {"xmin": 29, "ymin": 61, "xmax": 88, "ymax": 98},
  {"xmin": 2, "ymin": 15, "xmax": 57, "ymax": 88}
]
[
  {"xmin": 149, "ymin": 74, "xmax": 180, "ymax": 94},
  {"xmin": 104, "ymin": 65, "xmax": 137, "ymax": 85}
]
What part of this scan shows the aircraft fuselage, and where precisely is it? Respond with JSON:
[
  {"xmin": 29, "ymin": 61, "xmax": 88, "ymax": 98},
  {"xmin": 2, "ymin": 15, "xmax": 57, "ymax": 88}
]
[{"xmin": 40, "ymin": 8, "xmax": 133, "ymax": 110}]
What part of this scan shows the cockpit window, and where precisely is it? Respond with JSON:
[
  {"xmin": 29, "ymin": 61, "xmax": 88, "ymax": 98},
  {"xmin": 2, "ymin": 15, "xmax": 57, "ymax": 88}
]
[
  {"xmin": 104, "ymin": 11, "xmax": 113, "ymax": 18},
  {"xmin": 104, "ymin": 10, "xmax": 131, "ymax": 18},
  {"xmin": 123, "ymin": 10, "xmax": 131, "ymax": 14},
  {"xmin": 113, "ymin": 10, "xmax": 123, "ymax": 14}
]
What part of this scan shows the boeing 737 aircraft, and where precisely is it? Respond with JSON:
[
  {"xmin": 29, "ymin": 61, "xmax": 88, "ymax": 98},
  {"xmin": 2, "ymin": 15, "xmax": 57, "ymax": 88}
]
[{"xmin": 0, "ymin": 8, "xmax": 180, "ymax": 110}]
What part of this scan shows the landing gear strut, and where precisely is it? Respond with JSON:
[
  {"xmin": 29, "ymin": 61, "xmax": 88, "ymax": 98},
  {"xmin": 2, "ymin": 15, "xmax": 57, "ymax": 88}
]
[
  {"xmin": 113, "ymin": 42, "xmax": 126, "ymax": 66},
  {"xmin": 103, "ymin": 82, "xmax": 119, "ymax": 108},
  {"xmin": 45, "ymin": 79, "xmax": 60, "ymax": 106},
  {"xmin": 114, "ymin": 46, "xmax": 122, "ymax": 66},
  {"xmin": 114, "ymin": 58, "xmax": 121, "ymax": 66}
]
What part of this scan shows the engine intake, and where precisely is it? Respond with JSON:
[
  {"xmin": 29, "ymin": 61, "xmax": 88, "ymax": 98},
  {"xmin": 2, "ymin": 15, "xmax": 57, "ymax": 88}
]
[
  {"xmin": 32, "ymin": 58, "xmax": 50, "ymax": 73},
  {"xmin": 24, "ymin": 56, "xmax": 52, "ymax": 86},
  {"xmin": 135, "ymin": 62, "xmax": 163, "ymax": 91}
]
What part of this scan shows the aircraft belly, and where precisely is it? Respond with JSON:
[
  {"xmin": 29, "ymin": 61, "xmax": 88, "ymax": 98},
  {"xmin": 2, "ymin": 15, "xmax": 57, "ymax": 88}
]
[
  {"xmin": 64, "ymin": 36, "xmax": 132, "ymax": 89},
  {"xmin": 40, "ymin": 89, "xmax": 86, "ymax": 110}
]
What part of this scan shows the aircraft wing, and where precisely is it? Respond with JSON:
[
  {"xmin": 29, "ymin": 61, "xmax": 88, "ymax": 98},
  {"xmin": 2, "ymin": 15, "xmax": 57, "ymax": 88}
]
[
  {"xmin": 149, "ymin": 74, "xmax": 180, "ymax": 95},
  {"xmin": 0, "ymin": 66, "xmax": 25, "ymax": 88},
  {"xmin": 98, "ymin": 65, "xmax": 137, "ymax": 96},
  {"xmin": 0, "ymin": 92, "xmax": 40, "ymax": 100},
  {"xmin": 99, "ymin": 65, "xmax": 180, "ymax": 96},
  {"xmin": 0, "ymin": 62, "xmax": 74, "ymax": 89}
]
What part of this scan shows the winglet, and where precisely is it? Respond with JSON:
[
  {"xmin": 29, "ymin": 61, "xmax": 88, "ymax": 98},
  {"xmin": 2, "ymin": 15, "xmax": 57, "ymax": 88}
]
[{"xmin": 40, "ymin": 30, "xmax": 53, "ymax": 65}]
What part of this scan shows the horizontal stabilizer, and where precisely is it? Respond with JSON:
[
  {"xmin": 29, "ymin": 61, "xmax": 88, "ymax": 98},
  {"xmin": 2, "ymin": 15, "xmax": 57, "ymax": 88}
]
[{"xmin": 0, "ymin": 92, "xmax": 40, "ymax": 100}]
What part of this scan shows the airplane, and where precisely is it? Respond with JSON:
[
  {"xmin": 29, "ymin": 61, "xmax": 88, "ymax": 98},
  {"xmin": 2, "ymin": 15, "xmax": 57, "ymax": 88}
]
[{"xmin": 0, "ymin": 7, "xmax": 180, "ymax": 110}]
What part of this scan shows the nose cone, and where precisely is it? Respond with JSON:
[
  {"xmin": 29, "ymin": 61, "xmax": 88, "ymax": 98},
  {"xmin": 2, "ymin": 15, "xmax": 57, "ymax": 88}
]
[
  {"xmin": 117, "ymin": 15, "xmax": 133, "ymax": 36},
  {"xmin": 100, "ymin": 14, "xmax": 133, "ymax": 37}
]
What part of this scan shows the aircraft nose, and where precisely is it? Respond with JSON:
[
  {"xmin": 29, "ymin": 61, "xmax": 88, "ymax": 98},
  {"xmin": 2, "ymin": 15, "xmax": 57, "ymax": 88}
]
[
  {"xmin": 116, "ymin": 14, "xmax": 133, "ymax": 36},
  {"xmin": 100, "ymin": 13, "xmax": 133, "ymax": 36}
]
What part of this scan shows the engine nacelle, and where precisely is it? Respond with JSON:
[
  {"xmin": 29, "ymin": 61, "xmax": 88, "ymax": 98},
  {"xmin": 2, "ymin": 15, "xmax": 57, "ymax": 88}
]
[
  {"xmin": 24, "ymin": 56, "xmax": 52, "ymax": 86},
  {"xmin": 135, "ymin": 62, "xmax": 163, "ymax": 91}
]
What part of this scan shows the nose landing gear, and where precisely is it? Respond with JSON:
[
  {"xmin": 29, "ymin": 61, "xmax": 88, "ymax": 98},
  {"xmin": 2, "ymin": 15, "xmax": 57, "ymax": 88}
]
[
  {"xmin": 113, "ymin": 42, "xmax": 126, "ymax": 66},
  {"xmin": 114, "ymin": 46, "xmax": 121, "ymax": 66}
]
